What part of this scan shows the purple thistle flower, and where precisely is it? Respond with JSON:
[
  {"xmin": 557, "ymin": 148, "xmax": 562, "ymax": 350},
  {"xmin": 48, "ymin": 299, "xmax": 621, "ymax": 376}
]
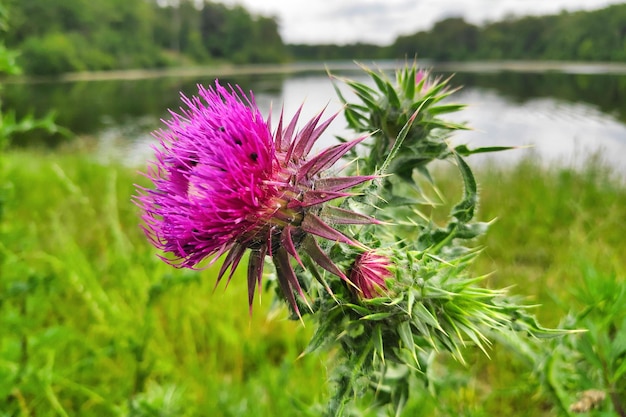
[
  {"xmin": 137, "ymin": 81, "xmax": 377, "ymax": 314},
  {"xmin": 348, "ymin": 251, "xmax": 393, "ymax": 299}
]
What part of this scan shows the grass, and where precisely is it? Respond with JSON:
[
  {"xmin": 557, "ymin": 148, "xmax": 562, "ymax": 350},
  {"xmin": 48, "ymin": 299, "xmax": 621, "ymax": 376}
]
[
  {"xmin": 474, "ymin": 154, "xmax": 626, "ymax": 322},
  {"xmin": 1, "ymin": 150, "xmax": 324, "ymax": 416},
  {"xmin": 431, "ymin": 153, "xmax": 626, "ymax": 415},
  {"xmin": 1, "ymin": 148, "xmax": 625, "ymax": 416}
]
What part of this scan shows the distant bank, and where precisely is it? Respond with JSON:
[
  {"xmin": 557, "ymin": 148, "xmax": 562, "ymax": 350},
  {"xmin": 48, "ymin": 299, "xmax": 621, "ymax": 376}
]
[{"xmin": 7, "ymin": 60, "xmax": 626, "ymax": 84}]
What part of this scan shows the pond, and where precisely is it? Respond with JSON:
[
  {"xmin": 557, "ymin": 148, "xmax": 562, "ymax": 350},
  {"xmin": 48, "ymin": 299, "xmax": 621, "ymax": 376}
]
[{"xmin": 4, "ymin": 61, "xmax": 626, "ymax": 175}]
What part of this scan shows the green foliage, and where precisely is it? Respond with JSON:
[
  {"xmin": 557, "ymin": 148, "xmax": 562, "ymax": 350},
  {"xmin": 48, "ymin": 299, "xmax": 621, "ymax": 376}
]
[
  {"xmin": 332, "ymin": 64, "xmax": 466, "ymax": 174},
  {"xmin": 0, "ymin": 152, "xmax": 324, "ymax": 416},
  {"xmin": 284, "ymin": 64, "xmax": 558, "ymax": 416},
  {"xmin": 189, "ymin": 4, "xmax": 286, "ymax": 64},
  {"xmin": 465, "ymin": 157, "xmax": 626, "ymax": 416},
  {"xmin": 6, "ymin": 0, "xmax": 626, "ymax": 75},
  {"xmin": 1, "ymin": 149, "xmax": 625, "ymax": 416},
  {"xmin": 2, "ymin": 57, "xmax": 625, "ymax": 416},
  {"xmin": 290, "ymin": 4, "xmax": 626, "ymax": 63},
  {"xmin": 331, "ymin": 63, "xmax": 510, "ymax": 251},
  {"xmin": 0, "ymin": 43, "xmax": 19, "ymax": 75},
  {"xmin": 388, "ymin": 4, "xmax": 626, "ymax": 62},
  {"xmin": 307, "ymin": 245, "xmax": 565, "ymax": 416},
  {"xmin": 0, "ymin": 110, "xmax": 66, "ymax": 145},
  {"xmin": 546, "ymin": 265, "xmax": 626, "ymax": 416},
  {"xmin": 288, "ymin": 43, "xmax": 388, "ymax": 61},
  {"xmin": 0, "ymin": 5, "xmax": 68, "ymax": 228},
  {"xmin": 5, "ymin": 0, "xmax": 288, "ymax": 76},
  {"xmin": 20, "ymin": 32, "xmax": 85, "ymax": 75}
]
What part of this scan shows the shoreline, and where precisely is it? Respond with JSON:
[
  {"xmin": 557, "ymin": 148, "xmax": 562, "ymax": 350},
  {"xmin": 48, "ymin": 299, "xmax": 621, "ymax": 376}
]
[{"xmin": 4, "ymin": 60, "xmax": 626, "ymax": 84}]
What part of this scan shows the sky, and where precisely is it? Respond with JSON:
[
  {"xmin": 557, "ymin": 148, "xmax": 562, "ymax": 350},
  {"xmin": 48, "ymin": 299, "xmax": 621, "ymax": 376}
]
[{"xmin": 217, "ymin": 0, "xmax": 626, "ymax": 45}]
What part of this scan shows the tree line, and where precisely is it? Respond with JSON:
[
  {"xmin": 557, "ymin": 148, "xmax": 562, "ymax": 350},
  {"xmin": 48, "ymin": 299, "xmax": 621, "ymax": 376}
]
[
  {"xmin": 3, "ymin": 1, "xmax": 626, "ymax": 76},
  {"xmin": 3, "ymin": 0, "xmax": 287, "ymax": 75},
  {"xmin": 389, "ymin": 4, "xmax": 626, "ymax": 62},
  {"xmin": 291, "ymin": 4, "xmax": 626, "ymax": 62}
]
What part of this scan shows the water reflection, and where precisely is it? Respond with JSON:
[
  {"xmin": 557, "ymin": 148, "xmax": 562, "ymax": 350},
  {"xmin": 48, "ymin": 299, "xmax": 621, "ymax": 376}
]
[
  {"xmin": 447, "ymin": 89, "xmax": 626, "ymax": 172},
  {"xmin": 450, "ymin": 72, "xmax": 626, "ymax": 124},
  {"xmin": 3, "ymin": 67, "xmax": 626, "ymax": 174}
]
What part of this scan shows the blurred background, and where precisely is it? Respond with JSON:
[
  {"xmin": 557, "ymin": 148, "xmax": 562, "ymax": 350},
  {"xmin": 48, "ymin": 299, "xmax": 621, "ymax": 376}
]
[{"xmin": 1, "ymin": 1, "xmax": 625, "ymax": 416}]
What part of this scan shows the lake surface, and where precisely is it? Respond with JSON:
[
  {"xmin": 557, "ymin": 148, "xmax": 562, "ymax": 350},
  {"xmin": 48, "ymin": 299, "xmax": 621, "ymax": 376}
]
[{"xmin": 5, "ymin": 62, "xmax": 626, "ymax": 175}]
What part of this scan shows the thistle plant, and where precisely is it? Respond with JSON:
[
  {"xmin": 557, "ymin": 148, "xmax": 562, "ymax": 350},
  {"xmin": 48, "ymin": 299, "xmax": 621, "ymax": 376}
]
[{"xmin": 137, "ymin": 62, "xmax": 567, "ymax": 416}]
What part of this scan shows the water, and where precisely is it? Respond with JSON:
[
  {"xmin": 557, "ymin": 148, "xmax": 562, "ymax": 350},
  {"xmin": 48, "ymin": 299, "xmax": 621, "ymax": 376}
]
[{"xmin": 4, "ymin": 62, "xmax": 626, "ymax": 174}]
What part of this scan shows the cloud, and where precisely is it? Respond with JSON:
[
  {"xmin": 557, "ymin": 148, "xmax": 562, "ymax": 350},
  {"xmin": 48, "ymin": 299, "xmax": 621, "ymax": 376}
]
[{"xmin": 326, "ymin": 0, "xmax": 415, "ymax": 18}]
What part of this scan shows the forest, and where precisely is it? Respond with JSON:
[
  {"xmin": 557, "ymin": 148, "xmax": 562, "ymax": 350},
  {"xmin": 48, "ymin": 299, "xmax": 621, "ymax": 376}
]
[
  {"xmin": 2, "ymin": 0, "xmax": 287, "ymax": 75},
  {"xmin": 389, "ymin": 4, "xmax": 626, "ymax": 62},
  {"xmin": 293, "ymin": 3, "xmax": 626, "ymax": 62},
  {"xmin": 2, "ymin": 1, "xmax": 626, "ymax": 75}
]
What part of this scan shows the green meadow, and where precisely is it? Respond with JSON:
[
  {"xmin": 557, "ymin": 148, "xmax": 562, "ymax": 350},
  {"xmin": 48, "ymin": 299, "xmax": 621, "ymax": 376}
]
[{"xmin": 2, "ymin": 147, "xmax": 625, "ymax": 416}]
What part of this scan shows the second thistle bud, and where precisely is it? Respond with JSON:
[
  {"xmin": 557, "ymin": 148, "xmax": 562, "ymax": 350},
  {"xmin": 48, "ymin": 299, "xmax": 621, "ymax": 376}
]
[{"xmin": 348, "ymin": 251, "xmax": 393, "ymax": 299}]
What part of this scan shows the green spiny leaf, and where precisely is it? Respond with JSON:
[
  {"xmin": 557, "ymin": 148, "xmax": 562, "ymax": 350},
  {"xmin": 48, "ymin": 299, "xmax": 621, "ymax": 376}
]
[
  {"xmin": 373, "ymin": 325, "xmax": 385, "ymax": 364},
  {"xmin": 454, "ymin": 144, "xmax": 516, "ymax": 156},
  {"xmin": 368, "ymin": 68, "xmax": 388, "ymax": 93},
  {"xmin": 360, "ymin": 312, "xmax": 394, "ymax": 321},
  {"xmin": 451, "ymin": 153, "xmax": 477, "ymax": 224},
  {"xmin": 412, "ymin": 302, "xmax": 446, "ymax": 333},
  {"xmin": 301, "ymin": 308, "xmax": 343, "ymax": 356},
  {"xmin": 428, "ymin": 103, "xmax": 466, "ymax": 115},
  {"xmin": 385, "ymin": 81, "xmax": 401, "ymax": 108},
  {"xmin": 343, "ymin": 302, "xmax": 372, "ymax": 316},
  {"xmin": 404, "ymin": 66, "xmax": 416, "ymax": 100},
  {"xmin": 398, "ymin": 320, "xmax": 418, "ymax": 364}
]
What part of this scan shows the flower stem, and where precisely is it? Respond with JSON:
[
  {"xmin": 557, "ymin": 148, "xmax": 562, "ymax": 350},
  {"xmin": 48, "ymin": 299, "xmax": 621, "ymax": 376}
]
[{"xmin": 324, "ymin": 342, "xmax": 373, "ymax": 417}]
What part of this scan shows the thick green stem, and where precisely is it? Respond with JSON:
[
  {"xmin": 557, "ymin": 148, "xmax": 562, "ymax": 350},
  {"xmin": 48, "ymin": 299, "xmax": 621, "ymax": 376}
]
[{"xmin": 324, "ymin": 343, "xmax": 373, "ymax": 417}]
